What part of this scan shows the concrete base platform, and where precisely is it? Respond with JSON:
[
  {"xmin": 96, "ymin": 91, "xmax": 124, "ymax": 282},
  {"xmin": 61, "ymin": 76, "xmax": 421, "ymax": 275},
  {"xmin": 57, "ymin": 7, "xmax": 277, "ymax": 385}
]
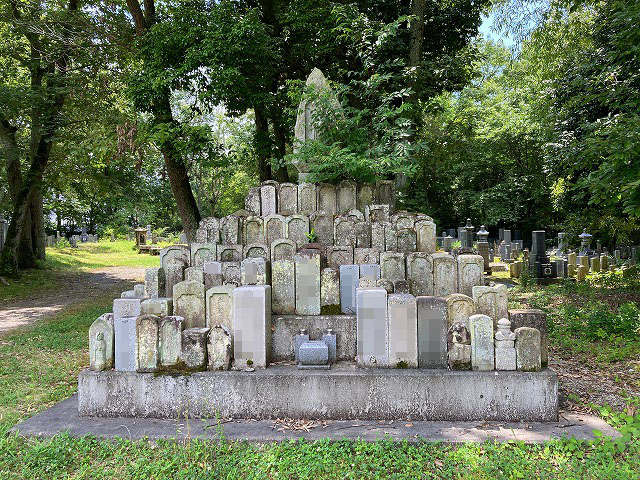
[
  {"xmin": 12, "ymin": 396, "xmax": 618, "ymax": 444},
  {"xmin": 78, "ymin": 364, "xmax": 559, "ymax": 422}
]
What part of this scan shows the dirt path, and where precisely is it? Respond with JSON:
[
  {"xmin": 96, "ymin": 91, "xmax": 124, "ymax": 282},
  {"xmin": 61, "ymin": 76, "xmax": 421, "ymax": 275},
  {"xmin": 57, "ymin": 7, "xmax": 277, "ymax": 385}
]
[{"xmin": 0, "ymin": 266, "xmax": 146, "ymax": 334}]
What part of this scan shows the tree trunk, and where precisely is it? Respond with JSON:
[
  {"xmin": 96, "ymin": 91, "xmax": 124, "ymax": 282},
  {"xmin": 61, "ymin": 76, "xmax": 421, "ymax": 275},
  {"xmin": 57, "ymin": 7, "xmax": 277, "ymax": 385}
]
[
  {"xmin": 254, "ymin": 108, "xmax": 272, "ymax": 182},
  {"xmin": 272, "ymin": 119, "xmax": 290, "ymax": 183}
]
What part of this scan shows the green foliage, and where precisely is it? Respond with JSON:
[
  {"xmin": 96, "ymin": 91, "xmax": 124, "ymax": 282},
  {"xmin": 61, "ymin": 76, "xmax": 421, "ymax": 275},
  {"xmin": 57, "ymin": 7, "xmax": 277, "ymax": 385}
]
[
  {"xmin": 554, "ymin": 302, "xmax": 640, "ymax": 341},
  {"xmin": 306, "ymin": 228, "xmax": 317, "ymax": 243}
]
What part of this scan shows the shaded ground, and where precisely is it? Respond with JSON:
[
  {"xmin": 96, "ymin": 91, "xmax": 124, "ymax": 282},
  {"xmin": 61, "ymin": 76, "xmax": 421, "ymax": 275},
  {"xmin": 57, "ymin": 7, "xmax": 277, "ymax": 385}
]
[{"xmin": 0, "ymin": 267, "xmax": 145, "ymax": 334}]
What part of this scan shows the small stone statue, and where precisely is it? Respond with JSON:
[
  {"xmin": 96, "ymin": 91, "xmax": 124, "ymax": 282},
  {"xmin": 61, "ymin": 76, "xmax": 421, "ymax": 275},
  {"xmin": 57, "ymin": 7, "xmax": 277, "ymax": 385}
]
[{"xmin": 92, "ymin": 331, "xmax": 107, "ymax": 371}]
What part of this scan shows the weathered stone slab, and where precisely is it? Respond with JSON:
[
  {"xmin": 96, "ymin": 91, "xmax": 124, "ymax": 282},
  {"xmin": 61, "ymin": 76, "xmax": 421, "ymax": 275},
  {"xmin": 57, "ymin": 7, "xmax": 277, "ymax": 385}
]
[
  {"xmin": 445, "ymin": 293, "xmax": 474, "ymax": 328},
  {"xmin": 245, "ymin": 187, "xmax": 261, "ymax": 216},
  {"xmin": 356, "ymin": 288, "xmax": 389, "ymax": 367},
  {"xmin": 356, "ymin": 183, "xmax": 374, "ymax": 212},
  {"xmin": 205, "ymin": 285, "xmax": 235, "ymax": 334},
  {"xmin": 203, "ymin": 262, "xmax": 223, "ymax": 291},
  {"xmin": 327, "ymin": 246, "xmax": 354, "ymax": 270},
  {"xmin": 114, "ymin": 316, "xmax": 137, "ymax": 372},
  {"xmin": 271, "ymin": 238, "xmax": 297, "ymax": 262},
  {"xmin": 141, "ymin": 298, "xmax": 173, "ymax": 317},
  {"xmin": 220, "ymin": 216, "xmax": 241, "ymax": 245},
  {"xmin": 173, "ymin": 280, "xmax": 206, "ymax": 329},
  {"xmin": 334, "ymin": 216, "xmax": 357, "ymax": 247},
  {"xmin": 298, "ymin": 340, "xmax": 329, "ymax": 366},
  {"xmin": 310, "ymin": 213, "xmax": 334, "ymax": 245},
  {"xmin": 190, "ymin": 244, "xmax": 216, "ymax": 268},
  {"xmin": 185, "ymin": 266, "xmax": 205, "ymax": 284},
  {"xmin": 113, "ymin": 298, "xmax": 141, "ymax": 320},
  {"xmin": 278, "ymin": 183, "xmax": 298, "ymax": 215},
  {"xmin": 415, "ymin": 220, "xmax": 436, "ymax": 254},
  {"xmin": 233, "ymin": 285, "xmax": 272, "ymax": 368},
  {"xmin": 375, "ymin": 180, "xmax": 395, "ymax": 210},
  {"xmin": 346, "ymin": 208, "xmax": 364, "ymax": 222},
  {"xmin": 165, "ymin": 263, "xmax": 185, "ymax": 299},
  {"xmin": 195, "ymin": 218, "xmax": 220, "ymax": 244},
  {"xmin": 136, "ymin": 315, "xmax": 159, "ymax": 372},
  {"xmin": 264, "ymin": 214, "xmax": 286, "ymax": 246},
  {"xmin": 371, "ymin": 222, "xmax": 385, "ymax": 250},
  {"xmin": 217, "ymin": 245, "xmax": 242, "ymax": 262},
  {"xmin": 208, "ymin": 325, "xmax": 232, "ymax": 370},
  {"xmin": 392, "ymin": 212, "xmax": 415, "ymax": 231},
  {"xmin": 158, "ymin": 316, "xmax": 183, "ymax": 366},
  {"xmin": 241, "ymin": 257, "xmax": 270, "ymax": 285},
  {"xmin": 495, "ymin": 318, "xmax": 516, "ymax": 371},
  {"xmin": 89, "ymin": 313, "xmax": 114, "ymax": 371},
  {"xmin": 396, "ymin": 228, "xmax": 417, "ymax": 253},
  {"xmin": 222, "ymin": 261, "xmax": 241, "ymax": 286},
  {"xmin": 469, "ymin": 314, "xmax": 495, "ymax": 371},
  {"xmin": 271, "ymin": 259, "xmax": 295, "ymax": 315},
  {"xmin": 515, "ymin": 327, "xmax": 542, "ymax": 372},
  {"xmin": 294, "ymin": 251, "xmax": 321, "ymax": 315},
  {"xmin": 260, "ymin": 183, "xmax": 278, "ymax": 216},
  {"xmin": 354, "ymin": 248, "xmax": 380, "ymax": 265},
  {"xmin": 457, "ymin": 255, "xmax": 484, "ymax": 297},
  {"xmin": 380, "ymin": 252, "xmax": 406, "ymax": 283},
  {"xmin": 297, "ymin": 183, "xmax": 316, "ymax": 214},
  {"xmin": 317, "ymin": 183, "xmax": 337, "ymax": 214},
  {"xmin": 340, "ymin": 264, "xmax": 360, "ymax": 314},
  {"xmin": 394, "ymin": 280, "xmax": 410, "ymax": 294},
  {"xmin": 447, "ymin": 322, "xmax": 471, "ymax": 370},
  {"xmin": 243, "ymin": 243, "xmax": 269, "ymax": 261},
  {"xmin": 416, "ymin": 296, "xmax": 447, "ymax": 368},
  {"xmin": 160, "ymin": 245, "xmax": 190, "ymax": 271},
  {"xmin": 182, "ymin": 328, "xmax": 210, "ymax": 369},
  {"xmin": 359, "ymin": 263, "xmax": 381, "ymax": 282},
  {"xmin": 285, "ymin": 215, "xmax": 309, "ymax": 246},
  {"xmin": 388, "ymin": 293, "xmax": 418, "ymax": 368},
  {"xmin": 473, "ymin": 285, "xmax": 508, "ymax": 328},
  {"xmin": 508, "ymin": 309, "xmax": 548, "ymax": 367},
  {"xmin": 320, "ymin": 268, "xmax": 340, "ymax": 314},
  {"xmin": 337, "ymin": 180, "xmax": 357, "ymax": 214},
  {"xmin": 367, "ymin": 205, "xmax": 390, "ymax": 223},
  {"xmin": 144, "ymin": 268, "xmax": 166, "ymax": 298},
  {"xmin": 384, "ymin": 223, "xmax": 398, "ymax": 252},
  {"xmin": 406, "ymin": 252, "xmax": 433, "ymax": 296},
  {"xmin": 244, "ymin": 216, "xmax": 265, "ymax": 244},
  {"xmin": 355, "ymin": 221, "xmax": 372, "ymax": 248},
  {"xmin": 432, "ymin": 253, "xmax": 456, "ymax": 297}
]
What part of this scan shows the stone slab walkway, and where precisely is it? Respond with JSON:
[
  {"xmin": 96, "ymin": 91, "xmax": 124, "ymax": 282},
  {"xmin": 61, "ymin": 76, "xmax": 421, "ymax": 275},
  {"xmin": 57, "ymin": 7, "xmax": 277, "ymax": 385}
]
[
  {"xmin": 0, "ymin": 267, "xmax": 146, "ymax": 334},
  {"xmin": 11, "ymin": 395, "xmax": 619, "ymax": 444}
]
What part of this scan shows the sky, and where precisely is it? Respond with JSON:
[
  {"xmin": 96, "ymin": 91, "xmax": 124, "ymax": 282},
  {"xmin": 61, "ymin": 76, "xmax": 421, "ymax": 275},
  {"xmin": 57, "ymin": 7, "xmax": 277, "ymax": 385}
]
[{"xmin": 478, "ymin": 12, "xmax": 515, "ymax": 49}]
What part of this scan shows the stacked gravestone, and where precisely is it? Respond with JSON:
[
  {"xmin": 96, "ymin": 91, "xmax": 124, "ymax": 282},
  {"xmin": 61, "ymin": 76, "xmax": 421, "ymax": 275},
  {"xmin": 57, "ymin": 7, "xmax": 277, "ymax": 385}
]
[
  {"xmin": 388, "ymin": 293, "xmax": 418, "ymax": 367},
  {"xmin": 356, "ymin": 287, "xmax": 388, "ymax": 367},
  {"xmin": 494, "ymin": 318, "xmax": 516, "ymax": 371},
  {"xmin": 416, "ymin": 296, "xmax": 447, "ymax": 368},
  {"xmin": 447, "ymin": 322, "xmax": 471, "ymax": 370}
]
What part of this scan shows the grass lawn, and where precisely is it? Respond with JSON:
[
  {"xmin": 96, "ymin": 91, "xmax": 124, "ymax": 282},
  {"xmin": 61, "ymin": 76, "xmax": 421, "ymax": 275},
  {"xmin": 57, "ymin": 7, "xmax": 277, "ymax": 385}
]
[{"xmin": 0, "ymin": 252, "xmax": 639, "ymax": 478}]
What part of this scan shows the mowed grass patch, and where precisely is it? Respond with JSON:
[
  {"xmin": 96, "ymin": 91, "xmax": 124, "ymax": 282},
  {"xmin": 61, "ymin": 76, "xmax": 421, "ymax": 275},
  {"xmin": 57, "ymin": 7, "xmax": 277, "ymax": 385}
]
[{"xmin": 0, "ymin": 240, "xmax": 160, "ymax": 303}]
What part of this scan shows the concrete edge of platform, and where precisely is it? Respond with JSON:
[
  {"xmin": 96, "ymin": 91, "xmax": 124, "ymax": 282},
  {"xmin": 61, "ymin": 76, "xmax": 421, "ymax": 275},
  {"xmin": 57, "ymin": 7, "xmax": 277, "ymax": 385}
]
[{"xmin": 10, "ymin": 395, "xmax": 620, "ymax": 444}]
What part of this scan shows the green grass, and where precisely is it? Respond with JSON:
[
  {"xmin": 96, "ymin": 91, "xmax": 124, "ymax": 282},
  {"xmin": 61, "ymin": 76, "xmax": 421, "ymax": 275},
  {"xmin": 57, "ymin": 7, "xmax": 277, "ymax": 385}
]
[
  {"xmin": 0, "ymin": 251, "xmax": 639, "ymax": 478},
  {"xmin": 0, "ymin": 240, "xmax": 161, "ymax": 303}
]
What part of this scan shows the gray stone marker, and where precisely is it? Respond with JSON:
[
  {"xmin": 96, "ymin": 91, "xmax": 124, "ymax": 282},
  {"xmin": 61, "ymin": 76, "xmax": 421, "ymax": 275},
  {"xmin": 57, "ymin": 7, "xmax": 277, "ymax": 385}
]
[
  {"xmin": 222, "ymin": 261, "xmax": 242, "ymax": 286},
  {"xmin": 203, "ymin": 261, "xmax": 223, "ymax": 291},
  {"xmin": 245, "ymin": 187, "xmax": 261, "ymax": 216},
  {"xmin": 141, "ymin": 297, "xmax": 173, "ymax": 317},
  {"xmin": 113, "ymin": 298, "xmax": 141, "ymax": 372},
  {"xmin": 144, "ymin": 268, "xmax": 166, "ymax": 298},
  {"xmin": 297, "ymin": 183, "xmax": 317, "ymax": 214},
  {"xmin": 508, "ymin": 309, "xmax": 548, "ymax": 367},
  {"xmin": 375, "ymin": 179, "xmax": 395, "ymax": 210},
  {"xmin": 220, "ymin": 216, "xmax": 241, "ymax": 245},
  {"xmin": 272, "ymin": 260, "xmax": 296, "ymax": 315},
  {"xmin": 356, "ymin": 183, "xmax": 374, "ymax": 211},
  {"xmin": 337, "ymin": 180, "xmax": 357, "ymax": 214},
  {"xmin": 416, "ymin": 296, "xmax": 447, "ymax": 368},
  {"xmin": 354, "ymin": 248, "xmax": 380, "ymax": 265},
  {"xmin": 388, "ymin": 293, "xmax": 418, "ymax": 368},
  {"xmin": 182, "ymin": 327, "xmax": 210, "ymax": 369},
  {"xmin": 321, "ymin": 268, "xmax": 340, "ymax": 314},
  {"xmin": 165, "ymin": 263, "xmax": 185, "ymax": 299},
  {"xmin": 359, "ymin": 263, "xmax": 381, "ymax": 282},
  {"xmin": 472, "ymin": 285, "xmax": 508, "ymax": 328},
  {"xmin": 241, "ymin": 257, "xmax": 270, "ymax": 285},
  {"xmin": 457, "ymin": 255, "xmax": 484, "ymax": 297},
  {"xmin": 323, "ymin": 329, "xmax": 337, "ymax": 363},
  {"xmin": 376, "ymin": 278, "xmax": 394, "ymax": 294},
  {"xmin": 264, "ymin": 214, "xmax": 286, "ymax": 246},
  {"xmin": 380, "ymin": 252, "xmax": 405, "ymax": 283},
  {"xmin": 278, "ymin": 183, "xmax": 298, "ymax": 215},
  {"xmin": 406, "ymin": 252, "xmax": 433, "ymax": 297},
  {"xmin": 445, "ymin": 293, "xmax": 475, "ymax": 328},
  {"xmin": 208, "ymin": 325, "xmax": 232, "ymax": 370},
  {"xmin": 515, "ymin": 327, "xmax": 542, "ymax": 372},
  {"xmin": 233, "ymin": 285, "xmax": 272, "ymax": 368},
  {"xmin": 294, "ymin": 329, "xmax": 310, "ymax": 362},
  {"xmin": 415, "ymin": 220, "xmax": 436, "ymax": 253},
  {"xmin": 244, "ymin": 243, "xmax": 270, "ymax": 261},
  {"xmin": 334, "ymin": 217, "xmax": 357, "ymax": 247},
  {"xmin": 160, "ymin": 245, "xmax": 190, "ymax": 271},
  {"xmin": 294, "ymin": 252, "xmax": 321, "ymax": 315},
  {"xmin": 384, "ymin": 223, "xmax": 398, "ymax": 252},
  {"xmin": 356, "ymin": 288, "xmax": 389, "ymax": 367},
  {"xmin": 371, "ymin": 222, "xmax": 385, "ymax": 248},
  {"xmin": 495, "ymin": 318, "xmax": 516, "ymax": 371},
  {"xmin": 367, "ymin": 205, "xmax": 390, "ymax": 223},
  {"xmin": 469, "ymin": 314, "xmax": 495, "ymax": 371},
  {"xmin": 432, "ymin": 253, "xmax": 456, "ymax": 297},
  {"xmin": 136, "ymin": 315, "xmax": 159, "ymax": 372},
  {"xmin": 310, "ymin": 213, "xmax": 334, "ymax": 245},
  {"xmin": 89, "ymin": 313, "xmax": 114, "ymax": 371},
  {"xmin": 298, "ymin": 341, "xmax": 329, "ymax": 368},
  {"xmin": 260, "ymin": 183, "xmax": 277, "ymax": 216},
  {"xmin": 393, "ymin": 280, "xmax": 410, "ymax": 294},
  {"xmin": 355, "ymin": 221, "xmax": 372, "ymax": 248},
  {"xmin": 340, "ymin": 264, "xmax": 360, "ymax": 314},
  {"xmin": 327, "ymin": 246, "xmax": 354, "ymax": 269},
  {"xmin": 173, "ymin": 280, "xmax": 206, "ymax": 329},
  {"xmin": 392, "ymin": 212, "xmax": 415, "ymax": 230},
  {"xmin": 205, "ymin": 285, "xmax": 235, "ymax": 333},
  {"xmin": 218, "ymin": 245, "xmax": 243, "ymax": 262},
  {"xmin": 396, "ymin": 228, "xmax": 417, "ymax": 253},
  {"xmin": 185, "ymin": 266, "xmax": 205, "ymax": 284},
  {"xmin": 285, "ymin": 215, "xmax": 310, "ymax": 246},
  {"xmin": 447, "ymin": 322, "xmax": 471, "ymax": 370},
  {"xmin": 317, "ymin": 183, "xmax": 337, "ymax": 214},
  {"xmin": 159, "ymin": 316, "xmax": 183, "ymax": 366},
  {"xmin": 244, "ymin": 216, "xmax": 265, "ymax": 245},
  {"xmin": 271, "ymin": 238, "xmax": 297, "ymax": 262}
]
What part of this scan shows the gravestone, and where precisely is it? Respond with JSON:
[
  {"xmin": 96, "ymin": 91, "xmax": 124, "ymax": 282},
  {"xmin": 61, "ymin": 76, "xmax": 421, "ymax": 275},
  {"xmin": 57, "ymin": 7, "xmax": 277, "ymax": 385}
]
[
  {"xmin": 356, "ymin": 183, "xmax": 374, "ymax": 211},
  {"xmin": 396, "ymin": 228, "xmax": 417, "ymax": 253},
  {"xmin": 195, "ymin": 218, "xmax": 220, "ymax": 244},
  {"xmin": 217, "ymin": 245, "xmax": 242, "ymax": 262},
  {"xmin": 191, "ymin": 244, "xmax": 217, "ymax": 268},
  {"xmin": 89, "ymin": 313, "xmax": 114, "ymax": 371},
  {"xmin": 355, "ymin": 221, "xmax": 372, "ymax": 248},
  {"xmin": 144, "ymin": 268, "xmax": 166, "ymax": 298},
  {"xmin": 233, "ymin": 285, "xmax": 272, "ymax": 368},
  {"xmin": 310, "ymin": 213, "xmax": 334, "ymax": 245},
  {"xmin": 203, "ymin": 261, "xmax": 223, "ymax": 290},
  {"xmin": 158, "ymin": 316, "xmax": 183, "ymax": 366},
  {"xmin": 244, "ymin": 216, "xmax": 265, "ymax": 244},
  {"xmin": 356, "ymin": 287, "xmax": 389, "ymax": 367},
  {"xmin": 113, "ymin": 298, "xmax": 141, "ymax": 372},
  {"xmin": 494, "ymin": 318, "xmax": 516, "ymax": 371},
  {"xmin": 297, "ymin": 183, "xmax": 317, "ymax": 214},
  {"xmin": 334, "ymin": 216, "xmax": 357, "ymax": 247},
  {"xmin": 468, "ymin": 314, "xmax": 494, "ymax": 371},
  {"xmin": 359, "ymin": 263, "xmax": 381, "ymax": 282},
  {"xmin": 447, "ymin": 322, "xmax": 471, "ymax": 370},
  {"xmin": 206, "ymin": 285, "xmax": 235, "ymax": 334},
  {"xmin": 245, "ymin": 187, "xmax": 261, "ymax": 216},
  {"xmin": 371, "ymin": 222, "xmax": 385, "ymax": 249},
  {"xmin": 222, "ymin": 261, "xmax": 241, "ymax": 286},
  {"xmin": 327, "ymin": 246, "xmax": 354, "ymax": 269},
  {"xmin": 241, "ymin": 257, "xmax": 270, "ymax": 285},
  {"xmin": 181, "ymin": 328, "xmax": 210, "ymax": 369},
  {"xmin": 388, "ymin": 293, "xmax": 418, "ymax": 368},
  {"xmin": 354, "ymin": 248, "xmax": 380, "ymax": 265},
  {"xmin": 317, "ymin": 183, "xmax": 337, "ymax": 214},
  {"xmin": 264, "ymin": 214, "xmax": 286, "ymax": 246},
  {"xmin": 278, "ymin": 183, "xmax": 298, "ymax": 215},
  {"xmin": 136, "ymin": 315, "xmax": 159, "ymax": 372},
  {"xmin": 432, "ymin": 253, "xmax": 456, "ymax": 297},
  {"xmin": 220, "ymin": 216, "xmax": 241, "ymax": 245},
  {"xmin": 271, "ymin": 238, "xmax": 297, "ymax": 262},
  {"xmin": 384, "ymin": 223, "xmax": 398, "ymax": 252},
  {"xmin": 340, "ymin": 264, "xmax": 360, "ymax": 314},
  {"xmin": 406, "ymin": 252, "xmax": 433, "ymax": 296},
  {"xmin": 285, "ymin": 215, "xmax": 310, "ymax": 245},
  {"xmin": 295, "ymin": 251, "xmax": 321, "ymax": 315},
  {"xmin": 173, "ymin": 280, "xmax": 206, "ymax": 329},
  {"xmin": 208, "ymin": 325, "xmax": 232, "ymax": 370},
  {"xmin": 375, "ymin": 180, "xmax": 395, "ymax": 210},
  {"xmin": 416, "ymin": 296, "xmax": 447, "ymax": 368},
  {"xmin": 508, "ymin": 309, "xmax": 548, "ymax": 367},
  {"xmin": 321, "ymin": 268, "xmax": 341, "ymax": 314},
  {"xmin": 515, "ymin": 327, "xmax": 542, "ymax": 372},
  {"xmin": 337, "ymin": 180, "xmax": 357, "ymax": 214},
  {"xmin": 243, "ymin": 243, "xmax": 269, "ymax": 261},
  {"xmin": 185, "ymin": 267, "xmax": 205, "ymax": 285},
  {"xmin": 472, "ymin": 285, "xmax": 508, "ymax": 328},
  {"xmin": 260, "ymin": 182, "xmax": 278, "ymax": 216},
  {"xmin": 380, "ymin": 252, "xmax": 405, "ymax": 283},
  {"xmin": 366, "ymin": 205, "xmax": 390, "ymax": 223},
  {"xmin": 141, "ymin": 298, "xmax": 173, "ymax": 317},
  {"xmin": 456, "ymin": 255, "xmax": 484, "ymax": 297},
  {"xmin": 445, "ymin": 294, "xmax": 475, "ymax": 328},
  {"xmin": 415, "ymin": 220, "xmax": 436, "ymax": 253}
]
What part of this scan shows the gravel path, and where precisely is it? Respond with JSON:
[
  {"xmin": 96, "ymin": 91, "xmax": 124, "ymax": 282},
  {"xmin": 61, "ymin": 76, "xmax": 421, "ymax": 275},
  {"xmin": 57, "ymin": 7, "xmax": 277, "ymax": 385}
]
[{"xmin": 0, "ymin": 267, "xmax": 146, "ymax": 334}]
